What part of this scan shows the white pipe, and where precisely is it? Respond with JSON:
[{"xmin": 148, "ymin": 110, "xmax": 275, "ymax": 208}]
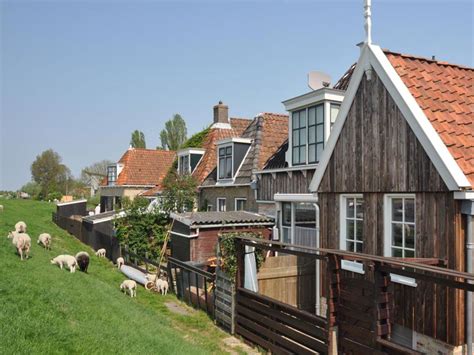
[
  {"xmin": 466, "ymin": 213, "xmax": 472, "ymax": 355},
  {"xmin": 314, "ymin": 202, "xmax": 321, "ymax": 316}
]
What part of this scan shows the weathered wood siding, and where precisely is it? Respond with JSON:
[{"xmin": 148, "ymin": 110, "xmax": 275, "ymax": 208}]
[
  {"xmin": 316, "ymin": 72, "xmax": 465, "ymax": 346},
  {"xmin": 257, "ymin": 169, "xmax": 315, "ymax": 201},
  {"xmin": 318, "ymin": 72, "xmax": 448, "ymax": 194}
]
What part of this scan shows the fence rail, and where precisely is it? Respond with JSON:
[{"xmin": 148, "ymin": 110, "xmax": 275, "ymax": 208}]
[{"xmin": 215, "ymin": 270, "xmax": 235, "ymax": 333}]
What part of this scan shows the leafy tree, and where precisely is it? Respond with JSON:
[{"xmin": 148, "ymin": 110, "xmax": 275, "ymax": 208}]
[
  {"xmin": 80, "ymin": 160, "xmax": 113, "ymax": 183},
  {"xmin": 159, "ymin": 114, "xmax": 187, "ymax": 151},
  {"xmin": 160, "ymin": 171, "xmax": 198, "ymax": 213},
  {"xmin": 130, "ymin": 130, "xmax": 146, "ymax": 149},
  {"xmin": 114, "ymin": 197, "xmax": 168, "ymax": 258},
  {"xmin": 180, "ymin": 126, "xmax": 210, "ymax": 149},
  {"xmin": 20, "ymin": 181, "xmax": 41, "ymax": 199},
  {"xmin": 31, "ymin": 149, "xmax": 71, "ymax": 198}
]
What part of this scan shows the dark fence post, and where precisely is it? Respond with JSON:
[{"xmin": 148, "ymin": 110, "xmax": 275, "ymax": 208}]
[
  {"xmin": 373, "ymin": 262, "xmax": 392, "ymax": 346},
  {"xmin": 235, "ymin": 238, "xmax": 245, "ymax": 289},
  {"xmin": 327, "ymin": 253, "xmax": 340, "ymax": 354}
]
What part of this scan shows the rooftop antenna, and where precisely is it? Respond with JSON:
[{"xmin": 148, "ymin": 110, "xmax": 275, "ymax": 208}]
[{"xmin": 364, "ymin": 0, "xmax": 372, "ymax": 45}]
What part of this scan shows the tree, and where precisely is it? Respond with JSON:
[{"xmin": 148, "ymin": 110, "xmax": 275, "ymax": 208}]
[
  {"xmin": 80, "ymin": 160, "xmax": 113, "ymax": 183},
  {"xmin": 20, "ymin": 181, "xmax": 41, "ymax": 199},
  {"xmin": 130, "ymin": 130, "xmax": 146, "ymax": 148},
  {"xmin": 31, "ymin": 149, "xmax": 72, "ymax": 198},
  {"xmin": 159, "ymin": 114, "xmax": 187, "ymax": 151},
  {"xmin": 160, "ymin": 171, "xmax": 198, "ymax": 213}
]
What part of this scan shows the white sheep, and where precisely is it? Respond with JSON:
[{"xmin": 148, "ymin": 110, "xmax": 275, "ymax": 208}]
[
  {"xmin": 95, "ymin": 248, "xmax": 106, "ymax": 258},
  {"xmin": 156, "ymin": 278, "xmax": 169, "ymax": 295},
  {"xmin": 8, "ymin": 231, "xmax": 31, "ymax": 260},
  {"xmin": 51, "ymin": 255, "xmax": 77, "ymax": 273},
  {"xmin": 120, "ymin": 280, "xmax": 137, "ymax": 297},
  {"xmin": 0, "ymin": 204, "xmax": 4, "ymax": 212},
  {"xmin": 116, "ymin": 257, "xmax": 124, "ymax": 269},
  {"xmin": 15, "ymin": 221, "xmax": 27, "ymax": 233},
  {"xmin": 37, "ymin": 233, "xmax": 52, "ymax": 250}
]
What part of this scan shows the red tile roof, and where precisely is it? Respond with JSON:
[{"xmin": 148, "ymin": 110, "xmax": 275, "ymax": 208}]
[
  {"xmin": 102, "ymin": 148, "xmax": 176, "ymax": 188},
  {"xmin": 385, "ymin": 50, "xmax": 474, "ymax": 188},
  {"xmin": 192, "ymin": 118, "xmax": 251, "ymax": 183},
  {"xmin": 257, "ymin": 113, "xmax": 289, "ymax": 169}
]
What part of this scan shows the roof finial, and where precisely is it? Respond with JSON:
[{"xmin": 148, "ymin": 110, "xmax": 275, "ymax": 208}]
[{"xmin": 364, "ymin": 0, "xmax": 372, "ymax": 45}]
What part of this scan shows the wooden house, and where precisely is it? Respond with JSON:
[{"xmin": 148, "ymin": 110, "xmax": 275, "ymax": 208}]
[{"xmin": 309, "ymin": 41, "xmax": 473, "ymax": 352}]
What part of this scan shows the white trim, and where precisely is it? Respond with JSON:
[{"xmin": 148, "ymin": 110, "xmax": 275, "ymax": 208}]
[
  {"xmin": 274, "ymin": 193, "xmax": 318, "ymax": 203},
  {"xmin": 256, "ymin": 200, "xmax": 275, "ymax": 204},
  {"xmin": 390, "ymin": 274, "xmax": 417, "ymax": 288},
  {"xmin": 177, "ymin": 148, "xmax": 205, "ymax": 156},
  {"xmin": 309, "ymin": 43, "xmax": 470, "ymax": 192},
  {"xmin": 282, "ymin": 88, "xmax": 345, "ymax": 112},
  {"xmin": 200, "ymin": 183, "xmax": 251, "ymax": 189},
  {"xmin": 217, "ymin": 137, "xmax": 252, "ymax": 145},
  {"xmin": 235, "ymin": 198, "xmax": 247, "ymax": 211},
  {"xmin": 454, "ymin": 191, "xmax": 474, "ymax": 200},
  {"xmin": 56, "ymin": 199, "xmax": 87, "ymax": 206},
  {"xmin": 255, "ymin": 165, "xmax": 318, "ymax": 175},
  {"xmin": 217, "ymin": 197, "xmax": 226, "ymax": 212},
  {"xmin": 170, "ymin": 230, "xmax": 199, "ymax": 238},
  {"xmin": 211, "ymin": 122, "xmax": 232, "ymax": 129}
]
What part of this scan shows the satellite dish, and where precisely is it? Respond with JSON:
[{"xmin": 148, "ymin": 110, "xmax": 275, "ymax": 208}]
[{"xmin": 308, "ymin": 71, "xmax": 332, "ymax": 90}]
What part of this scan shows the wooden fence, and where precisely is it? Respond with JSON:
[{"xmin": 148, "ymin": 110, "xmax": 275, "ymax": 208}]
[{"xmin": 215, "ymin": 269, "xmax": 235, "ymax": 333}]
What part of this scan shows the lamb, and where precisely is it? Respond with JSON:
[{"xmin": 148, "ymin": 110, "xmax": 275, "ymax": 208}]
[
  {"xmin": 95, "ymin": 248, "xmax": 106, "ymax": 258},
  {"xmin": 8, "ymin": 231, "xmax": 31, "ymax": 260},
  {"xmin": 51, "ymin": 255, "xmax": 77, "ymax": 273},
  {"xmin": 75, "ymin": 252, "xmax": 90, "ymax": 273},
  {"xmin": 15, "ymin": 221, "xmax": 27, "ymax": 233},
  {"xmin": 120, "ymin": 280, "xmax": 137, "ymax": 297},
  {"xmin": 156, "ymin": 278, "xmax": 169, "ymax": 295},
  {"xmin": 0, "ymin": 204, "xmax": 3, "ymax": 212},
  {"xmin": 37, "ymin": 233, "xmax": 52, "ymax": 250},
  {"xmin": 116, "ymin": 257, "xmax": 124, "ymax": 269}
]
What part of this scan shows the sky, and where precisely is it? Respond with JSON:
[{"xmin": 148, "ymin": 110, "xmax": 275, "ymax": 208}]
[{"xmin": 1, "ymin": 0, "xmax": 472, "ymax": 191}]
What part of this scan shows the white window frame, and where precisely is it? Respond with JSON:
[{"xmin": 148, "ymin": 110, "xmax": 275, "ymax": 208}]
[
  {"xmin": 339, "ymin": 194, "xmax": 365, "ymax": 274},
  {"xmin": 217, "ymin": 198, "xmax": 226, "ymax": 212},
  {"xmin": 384, "ymin": 194, "xmax": 417, "ymax": 287},
  {"xmin": 217, "ymin": 144, "xmax": 233, "ymax": 181},
  {"xmin": 178, "ymin": 154, "xmax": 190, "ymax": 175},
  {"xmin": 235, "ymin": 198, "xmax": 246, "ymax": 211}
]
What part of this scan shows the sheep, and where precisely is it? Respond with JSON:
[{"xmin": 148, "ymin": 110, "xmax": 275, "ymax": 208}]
[
  {"xmin": 120, "ymin": 280, "xmax": 137, "ymax": 297},
  {"xmin": 37, "ymin": 233, "xmax": 52, "ymax": 250},
  {"xmin": 50, "ymin": 255, "xmax": 77, "ymax": 273},
  {"xmin": 15, "ymin": 221, "xmax": 27, "ymax": 233},
  {"xmin": 0, "ymin": 204, "xmax": 3, "ymax": 212},
  {"xmin": 75, "ymin": 252, "xmax": 90, "ymax": 273},
  {"xmin": 8, "ymin": 231, "xmax": 31, "ymax": 260},
  {"xmin": 95, "ymin": 248, "xmax": 106, "ymax": 258},
  {"xmin": 156, "ymin": 278, "xmax": 169, "ymax": 295},
  {"xmin": 116, "ymin": 257, "xmax": 124, "ymax": 269}
]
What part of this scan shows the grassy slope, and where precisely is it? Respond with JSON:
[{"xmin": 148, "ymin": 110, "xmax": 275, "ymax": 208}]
[{"xmin": 0, "ymin": 199, "xmax": 230, "ymax": 355}]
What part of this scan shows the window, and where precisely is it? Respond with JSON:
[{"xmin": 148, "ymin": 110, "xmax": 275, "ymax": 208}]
[
  {"xmin": 308, "ymin": 105, "xmax": 324, "ymax": 163},
  {"xmin": 218, "ymin": 146, "xmax": 233, "ymax": 179},
  {"xmin": 281, "ymin": 202, "xmax": 292, "ymax": 243},
  {"xmin": 280, "ymin": 202, "xmax": 317, "ymax": 247},
  {"xmin": 207, "ymin": 204, "xmax": 213, "ymax": 212},
  {"xmin": 179, "ymin": 155, "xmax": 190, "ymax": 175},
  {"xmin": 235, "ymin": 198, "xmax": 246, "ymax": 211},
  {"xmin": 292, "ymin": 109, "xmax": 306, "ymax": 165},
  {"xmin": 384, "ymin": 195, "xmax": 417, "ymax": 287},
  {"xmin": 217, "ymin": 198, "xmax": 226, "ymax": 212},
  {"xmin": 340, "ymin": 195, "xmax": 364, "ymax": 273},
  {"xmin": 107, "ymin": 166, "xmax": 117, "ymax": 186},
  {"xmin": 330, "ymin": 103, "xmax": 340, "ymax": 129}
]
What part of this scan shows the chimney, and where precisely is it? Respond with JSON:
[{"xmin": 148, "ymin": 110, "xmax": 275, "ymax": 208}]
[{"xmin": 213, "ymin": 101, "xmax": 229, "ymax": 124}]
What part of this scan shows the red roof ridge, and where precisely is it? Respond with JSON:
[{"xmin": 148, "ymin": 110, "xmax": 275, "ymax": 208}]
[
  {"xmin": 259, "ymin": 112, "xmax": 289, "ymax": 118},
  {"xmin": 383, "ymin": 49, "xmax": 474, "ymax": 71}
]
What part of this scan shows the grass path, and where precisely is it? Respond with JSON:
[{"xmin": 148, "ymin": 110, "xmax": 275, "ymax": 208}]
[{"xmin": 0, "ymin": 199, "xmax": 240, "ymax": 355}]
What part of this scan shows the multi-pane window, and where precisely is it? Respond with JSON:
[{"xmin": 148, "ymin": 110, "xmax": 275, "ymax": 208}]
[
  {"xmin": 235, "ymin": 198, "xmax": 246, "ymax": 211},
  {"xmin": 330, "ymin": 103, "xmax": 340, "ymax": 129},
  {"xmin": 308, "ymin": 104, "xmax": 324, "ymax": 163},
  {"xmin": 179, "ymin": 155, "xmax": 189, "ymax": 175},
  {"xmin": 217, "ymin": 198, "xmax": 226, "ymax": 212},
  {"xmin": 343, "ymin": 197, "xmax": 364, "ymax": 253},
  {"xmin": 292, "ymin": 110, "xmax": 306, "ymax": 165},
  {"xmin": 389, "ymin": 197, "xmax": 415, "ymax": 258},
  {"xmin": 218, "ymin": 146, "xmax": 233, "ymax": 179},
  {"xmin": 107, "ymin": 166, "xmax": 117, "ymax": 186}
]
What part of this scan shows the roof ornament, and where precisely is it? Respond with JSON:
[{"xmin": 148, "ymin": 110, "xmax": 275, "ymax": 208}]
[{"xmin": 364, "ymin": 0, "xmax": 372, "ymax": 45}]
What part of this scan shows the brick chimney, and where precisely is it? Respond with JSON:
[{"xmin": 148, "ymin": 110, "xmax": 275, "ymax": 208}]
[{"xmin": 213, "ymin": 101, "xmax": 229, "ymax": 124}]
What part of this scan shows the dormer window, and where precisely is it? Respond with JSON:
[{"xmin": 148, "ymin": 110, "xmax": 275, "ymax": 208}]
[
  {"xmin": 179, "ymin": 155, "xmax": 190, "ymax": 175},
  {"xmin": 218, "ymin": 146, "xmax": 233, "ymax": 179},
  {"xmin": 177, "ymin": 148, "xmax": 205, "ymax": 175},
  {"xmin": 107, "ymin": 165, "xmax": 117, "ymax": 186},
  {"xmin": 330, "ymin": 103, "xmax": 341, "ymax": 129}
]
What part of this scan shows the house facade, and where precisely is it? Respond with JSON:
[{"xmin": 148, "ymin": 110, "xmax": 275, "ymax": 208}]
[
  {"xmin": 200, "ymin": 112, "xmax": 288, "ymax": 213},
  {"xmin": 99, "ymin": 147, "xmax": 176, "ymax": 212},
  {"xmin": 310, "ymin": 42, "xmax": 473, "ymax": 351}
]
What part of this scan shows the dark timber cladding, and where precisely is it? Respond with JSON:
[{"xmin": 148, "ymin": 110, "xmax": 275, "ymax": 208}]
[
  {"xmin": 257, "ymin": 169, "xmax": 315, "ymax": 201},
  {"xmin": 316, "ymin": 71, "xmax": 465, "ymax": 346}
]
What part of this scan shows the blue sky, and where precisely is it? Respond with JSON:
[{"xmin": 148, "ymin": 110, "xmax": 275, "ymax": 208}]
[{"xmin": 1, "ymin": 0, "xmax": 472, "ymax": 191}]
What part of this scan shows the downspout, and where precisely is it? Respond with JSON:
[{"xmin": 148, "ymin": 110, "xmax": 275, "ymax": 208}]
[
  {"xmin": 462, "ymin": 199, "xmax": 474, "ymax": 355},
  {"xmin": 313, "ymin": 201, "xmax": 321, "ymax": 316}
]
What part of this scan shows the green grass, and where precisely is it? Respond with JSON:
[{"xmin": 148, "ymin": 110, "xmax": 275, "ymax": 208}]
[{"xmin": 0, "ymin": 199, "xmax": 234, "ymax": 355}]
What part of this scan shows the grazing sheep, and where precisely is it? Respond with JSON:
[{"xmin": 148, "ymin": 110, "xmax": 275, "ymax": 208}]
[
  {"xmin": 156, "ymin": 279, "xmax": 169, "ymax": 295},
  {"xmin": 120, "ymin": 280, "xmax": 137, "ymax": 297},
  {"xmin": 51, "ymin": 255, "xmax": 77, "ymax": 273},
  {"xmin": 8, "ymin": 231, "xmax": 31, "ymax": 260},
  {"xmin": 0, "ymin": 204, "xmax": 3, "ymax": 212},
  {"xmin": 75, "ymin": 252, "xmax": 90, "ymax": 273},
  {"xmin": 116, "ymin": 257, "xmax": 124, "ymax": 269},
  {"xmin": 15, "ymin": 221, "xmax": 27, "ymax": 233},
  {"xmin": 37, "ymin": 233, "xmax": 52, "ymax": 250},
  {"xmin": 95, "ymin": 248, "xmax": 106, "ymax": 258}
]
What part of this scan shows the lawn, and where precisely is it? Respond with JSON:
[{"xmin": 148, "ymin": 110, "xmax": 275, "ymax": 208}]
[{"xmin": 0, "ymin": 199, "xmax": 243, "ymax": 355}]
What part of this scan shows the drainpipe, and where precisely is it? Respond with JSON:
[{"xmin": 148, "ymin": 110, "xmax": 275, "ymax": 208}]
[
  {"xmin": 313, "ymin": 202, "xmax": 321, "ymax": 316},
  {"xmin": 462, "ymin": 200, "xmax": 474, "ymax": 355}
]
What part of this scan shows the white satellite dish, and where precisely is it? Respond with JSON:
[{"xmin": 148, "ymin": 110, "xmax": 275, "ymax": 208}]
[{"xmin": 308, "ymin": 71, "xmax": 332, "ymax": 91}]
